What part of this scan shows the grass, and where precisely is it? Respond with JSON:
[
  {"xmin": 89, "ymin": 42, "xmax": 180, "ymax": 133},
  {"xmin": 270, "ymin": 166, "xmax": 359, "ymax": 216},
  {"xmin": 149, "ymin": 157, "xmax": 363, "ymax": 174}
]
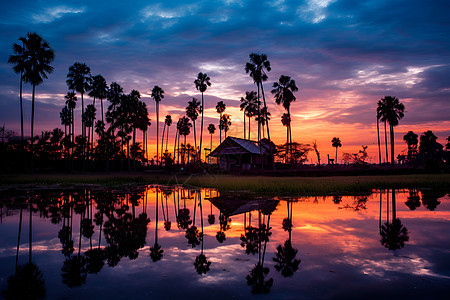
[{"xmin": 1, "ymin": 172, "xmax": 449, "ymax": 196}]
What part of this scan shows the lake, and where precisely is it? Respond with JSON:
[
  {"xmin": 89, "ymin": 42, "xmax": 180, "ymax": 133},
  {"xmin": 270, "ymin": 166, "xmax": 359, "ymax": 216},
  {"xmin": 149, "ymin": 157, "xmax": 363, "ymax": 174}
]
[{"xmin": 0, "ymin": 186, "xmax": 449, "ymax": 299}]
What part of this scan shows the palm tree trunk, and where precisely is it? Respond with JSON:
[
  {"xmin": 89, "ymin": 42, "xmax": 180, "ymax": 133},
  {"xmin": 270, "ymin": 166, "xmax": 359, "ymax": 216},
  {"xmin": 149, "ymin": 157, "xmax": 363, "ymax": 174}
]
[
  {"xmin": 243, "ymin": 111, "xmax": 246, "ymax": 139},
  {"xmin": 200, "ymin": 92, "xmax": 204, "ymax": 162},
  {"xmin": 248, "ymin": 115, "xmax": 251, "ymax": 140},
  {"xmin": 390, "ymin": 124, "xmax": 395, "ymax": 164},
  {"xmin": 156, "ymin": 102, "xmax": 159, "ymax": 167},
  {"xmin": 174, "ymin": 129, "xmax": 178, "ymax": 165},
  {"xmin": 166, "ymin": 126, "xmax": 170, "ymax": 152},
  {"xmin": 260, "ymin": 83, "xmax": 271, "ymax": 143},
  {"xmin": 81, "ymin": 92, "xmax": 85, "ymax": 140},
  {"xmin": 29, "ymin": 199, "xmax": 32, "ymax": 263},
  {"xmin": 101, "ymin": 98, "xmax": 104, "ymax": 123},
  {"xmin": 335, "ymin": 146, "xmax": 338, "ymax": 163},
  {"xmin": 377, "ymin": 117, "xmax": 381, "ymax": 164},
  {"xmin": 133, "ymin": 128, "xmax": 136, "ymax": 171},
  {"xmin": 30, "ymin": 84, "xmax": 36, "ymax": 171},
  {"xmin": 193, "ymin": 121, "xmax": 197, "ymax": 160},
  {"xmin": 161, "ymin": 123, "xmax": 166, "ymax": 165},
  {"xmin": 257, "ymin": 84, "xmax": 261, "ymax": 141},
  {"xmin": 16, "ymin": 206, "xmax": 23, "ymax": 271},
  {"xmin": 19, "ymin": 72, "xmax": 24, "ymax": 146},
  {"xmin": 286, "ymin": 126, "xmax": 289, "ymax": 164},
  {"xmin": 384, "ymin": 120, "xmax": 388, "ymax": 164},
  {"xmin": 219, "ymin": 113, "xmax": 222, "ymax": 144}
]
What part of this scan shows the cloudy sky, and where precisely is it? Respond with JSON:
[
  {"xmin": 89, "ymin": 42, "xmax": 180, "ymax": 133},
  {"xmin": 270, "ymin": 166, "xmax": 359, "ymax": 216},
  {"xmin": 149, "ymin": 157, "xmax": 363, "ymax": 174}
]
[{"xmin": 1, "ymin": 0, "xmax": 449, "ymax": 162}]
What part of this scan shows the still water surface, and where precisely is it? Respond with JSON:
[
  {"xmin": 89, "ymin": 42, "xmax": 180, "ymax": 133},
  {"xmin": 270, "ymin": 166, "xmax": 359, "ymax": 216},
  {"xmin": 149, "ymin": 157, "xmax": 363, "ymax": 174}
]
[{"xmin": 0, "ymin": 186, "xmax": 449, "ymax": 299}]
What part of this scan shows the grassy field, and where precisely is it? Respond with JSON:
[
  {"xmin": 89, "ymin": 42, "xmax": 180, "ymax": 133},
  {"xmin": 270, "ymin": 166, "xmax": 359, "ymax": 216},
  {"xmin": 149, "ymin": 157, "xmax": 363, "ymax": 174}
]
[{"xmin": 1, "ymin": 172, "xmax": 449, "ymax": 196}]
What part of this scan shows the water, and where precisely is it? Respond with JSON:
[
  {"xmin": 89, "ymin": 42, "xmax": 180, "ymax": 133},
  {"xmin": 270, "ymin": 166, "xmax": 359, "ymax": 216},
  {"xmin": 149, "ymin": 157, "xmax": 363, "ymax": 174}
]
[{"xmin": 0, "ymin": 186, "xmax": 449, "ymax": 299}]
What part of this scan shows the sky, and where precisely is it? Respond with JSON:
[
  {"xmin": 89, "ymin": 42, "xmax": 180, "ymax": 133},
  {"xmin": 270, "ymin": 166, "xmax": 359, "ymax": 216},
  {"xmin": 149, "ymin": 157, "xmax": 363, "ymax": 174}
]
[{"xmin": 1, "ymin": 0, "xmax": 449, "ymax": 163}]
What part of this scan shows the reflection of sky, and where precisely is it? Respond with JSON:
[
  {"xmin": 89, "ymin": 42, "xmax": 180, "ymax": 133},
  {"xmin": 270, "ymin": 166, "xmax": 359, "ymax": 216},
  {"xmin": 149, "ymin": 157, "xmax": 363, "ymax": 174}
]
[{"xmin": 0, "ymin": 187, "xmax": 449, "ymax": 298}]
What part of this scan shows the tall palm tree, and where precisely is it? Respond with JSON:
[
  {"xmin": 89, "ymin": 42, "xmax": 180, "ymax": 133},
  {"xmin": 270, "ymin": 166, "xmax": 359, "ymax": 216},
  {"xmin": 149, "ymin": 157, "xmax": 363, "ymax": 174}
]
[
  {"xmin": 64, "ymin": 92, "xmax": 77, "ymax": 144},
  {"xmin": 151, "ymin": 86, "xmax": 164, "ymax": 166},
  {"xmin": 194, "ymin": 72, "xmax": 211, "ymax": 162},
  {"xmin": 219, "ymin": 114, "xmax": 231, "ymax": 139},
  {"xmin": 66, "ymin": 62, "xmax": 92, "ymax": 139},
  {"xmin": 186, "ymin": 98, "xmax": 201, "ymax": 159},
  {"xmin": 245, "ymin": 53, "xmax": 271, "ymax": 142},
  {"xmin": 331, "ymin": 137, "xmax": 342, "ymax": 163},
  {"xmin": 89, "ymin": 75, "xmax": 108, "ymax": 123},
  {"xmin": 271, "ymin": 75, "xmax": 298, "ymax": 162},
  {"xmin": 215, "ymin": 101, "xmax": 226, "ymax": 144},
  {"xmin": 377, "ymin": 96, "xmax": 405, "ymax": 164},
  {"xmin": 8, "ymin": 36, "xmax": 27, "ymax": 146},
  {"xmin": 21, "ymin": 33, "xmax": 55, "ymax": 159}
]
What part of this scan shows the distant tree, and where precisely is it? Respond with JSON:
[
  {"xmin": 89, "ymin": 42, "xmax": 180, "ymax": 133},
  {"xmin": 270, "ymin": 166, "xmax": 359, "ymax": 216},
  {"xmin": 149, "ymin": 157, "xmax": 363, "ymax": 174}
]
[
  {"xmin": 151, "ymin": 85, "xmax": 164, "ymax": 166},
  {"xmin": 215, "ymin": 101, "xmax": 226, "ymax": 144},
  {"xmin": 89, "ymin": 75, "xmax": 108, "ymax": 123},
  {"xmin": 194, "ymin": 72, "xmax": 211, "ymax": 162},
  {"xmin": 161, "ymin": 115, "xmax": 172, "ymax": 163},
  {"xmin": 66, "ymin": 63, "xmax": 92, "ymax": 139},
  {"xmin": 207, "ymin": 124, "xmax": 216, "ymax": 160},
  {"xmin": 186, "ymin": 98, "xmax": 201, "ymax": 159},
  {"xmin": 331, "ymin": 137, "xmax": 342, "ymax": 163},
  {"xmin": 240, "ymin": 91, "xmax": 258, "ymax": 140}
]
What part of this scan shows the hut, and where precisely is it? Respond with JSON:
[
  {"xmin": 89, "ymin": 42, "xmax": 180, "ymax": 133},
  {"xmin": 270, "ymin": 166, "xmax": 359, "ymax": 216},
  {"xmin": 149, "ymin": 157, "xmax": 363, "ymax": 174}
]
[{"xmin": 207, "ymin": 136, "xmax": 274, "ymax": 170}]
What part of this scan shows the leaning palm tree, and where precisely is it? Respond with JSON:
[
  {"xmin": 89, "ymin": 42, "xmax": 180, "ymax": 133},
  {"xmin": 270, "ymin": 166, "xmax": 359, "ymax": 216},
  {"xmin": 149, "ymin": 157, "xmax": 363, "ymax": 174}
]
[
  {"xmin": 245, "ymin": 53, "xmax": 271, "ymax": 142},
  {"xmin": 151, "ymin": 85, "xmax": 164, "ymax": 166},
  {"xmin": 66, "ymin": 62, "xmax": 92, "ymax": 139},
  {"xmin": 194, "ymin": 72, "xmax": 211, "ymax": 162},
  {"xmin": 186, "ymin": 98, "xmax": 201, "ymax": 159},
  {"xmin": 8, "ymin": 36, "xmax": 27, "ymax": 146},
  {"xmin": 331, "ymin": 137, "xmax": 342, "ymax": 163},
  {"xmin": 21, "ymin": 33, "xmax": 55, "ymax": 160},
  {"xmin": 215, "ymin": 101, "xmax": 226, "ymax": 144},
  {"xmin": 271, "ymin": 75, "xmax": 298, "ymax": 162},
  {"xmin": 377, "ymin": 96, "xmax": 405, "ymax": 164},
  {"xmin": 89, "ymin": 75, "xmax": 108, "ymax": 123}
]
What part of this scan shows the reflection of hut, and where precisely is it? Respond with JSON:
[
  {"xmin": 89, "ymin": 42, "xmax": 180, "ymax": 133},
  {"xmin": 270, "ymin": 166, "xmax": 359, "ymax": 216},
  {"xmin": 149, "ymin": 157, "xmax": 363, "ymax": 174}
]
[
  {"xmin": 207, "ymin": 193, "xmax": 279, "ymax": 217},
  {"xmin": 207, "ymin": 136, "xmax": 274, "ymax": 170}
]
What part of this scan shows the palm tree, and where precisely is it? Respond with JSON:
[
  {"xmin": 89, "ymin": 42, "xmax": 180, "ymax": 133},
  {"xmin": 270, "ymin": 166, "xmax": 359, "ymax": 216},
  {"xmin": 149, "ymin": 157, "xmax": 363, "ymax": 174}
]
[
  {"xmin": 89, "ymin": 75, "xmax": 108, "ymax": 123},
  {"xmin": 331, "ymin": 137, "xmax": 342, "ymax": 163},
  {"xmin": 245, "ymin": 53, "xmax": 271, "ymax": 142},
  {"xmin": 151, "ymin": 86, "xmax": 164, "ymax": 166},
  {"xmin": 178, "ymin": 116, "xmax": 192, "ymax": 165},
  {"xmin": 194, "ymin": 72, "xmax": 211, "ymax": 162},
  {"xmin": 21, "ymin": 33, "xmax": 55, "ymax": 161},
  {"xmin": 66, "ymin": 62, "xmax": 92, "ymax": 140},
  {"xmin": 207, "ymin": 124, "xmax": 216, "ymax": 160},
  {"xmin": 186, "ymin": 98, "xmax": 201, "ymax": 159},
  {"xmin": 403, "ymin": 131, "xmax": 418, "ymax": 162},
  {"xmin": 219, "ymin": 114, "xmax": 231, "ymax": 139},
  {"xmin": 215, "ymin": 101, "xmax": 226, "ymax": 143},
  {"xmin": 281, "ymin": 113, "xmax": 291, "ymax": 163},
  {"xmin": 65, "ymin": 92, "xmax": 77, "ymax": 143},
  {"xmin": 271, "ymin": 75, "xmax": 298, "ymax": 163},
  {"xmin": 376, "ymin": 109, "xmax": 382, "ymax": 164},
  {"xmin": 377, "ymin": 96, "xmax": 405, "ymax": 164},
  {"xmin": 8, "ymin": 36, "xmax": 27, "ymax": 146},
  {"xmin": 83, "ymin": 104, "xmax": 96, "ymax": 160},
  {"xmin": 240, "ymin": 91, "xmax": 258, "ymax": 140}
]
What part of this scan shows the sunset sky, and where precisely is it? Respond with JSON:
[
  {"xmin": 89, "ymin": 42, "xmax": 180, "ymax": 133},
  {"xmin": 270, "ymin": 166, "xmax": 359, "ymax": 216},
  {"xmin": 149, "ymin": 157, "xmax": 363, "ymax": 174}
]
[{"xmin": 1, "ymin": 0, "xmax": 449, "ymax": 163}]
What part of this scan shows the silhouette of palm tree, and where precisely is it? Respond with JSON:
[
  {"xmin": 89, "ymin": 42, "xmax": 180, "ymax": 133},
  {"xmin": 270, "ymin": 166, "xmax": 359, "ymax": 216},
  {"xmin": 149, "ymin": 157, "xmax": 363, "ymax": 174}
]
[
  {"xmin": 151, "ymin": 85, "xmax": 164, "ymax": 166},
  {"xmin": 22, "ymin": 33, "xmax": 55, "ymax": 165},
  {"xmin": 2, "ymin": 262, "xmax": 46, "ymax": 300},
  {"xmin": 66, "ymin": 62, "xmax": 92, "ymax": 140},
  {"xmin": 150, "ymin": 189, "xmax": 164, "ymax": 262},
  {"xmin": 403, "ymin": 131, "xmax": 418, "ymax": 162},
  {"xmin": 215, "ymin": 101, "xmax": 226, "ymax": 143},
  {"xmin": 219, "ymin": 114, "xmax": 231, "ymax": 139},
  {"xmin": 245, "ymin": 53, "xmax": 271, "ymax": 142},
  {"xmin": 240, "ymin": 91, "xmax": 257, "ymax": 140},
  {"xmin": 377, "ymin": 96, "xmax": 405, "ymax": 164},
  {"xmin": 194, "ymin": 72, "xmax": 211, "ymax": 162},
  {"xmin": 178, "ymin": 116, "xmax": 192, "ymax": 165},
  {"xmin": 161, "ymin": 115, "xmax": 172, "ymax": 162},
  {"xmin": 8, "ymin": 36, "xmax": 27, "ymax": 146},
  {"xmin": 331, "ymin": 137, "xmax": 342, "ymax": 163},
  {"xmin": 186, "ymin": 98, "xmax": 201, "ymax": 159},
  {"xmin": 207, "ymin": 124, "xmax": 216, "ymax": 162},
  {"xmin": 281, "ymin": 113, "xmax": 291, "ymax": 163},
  {"xmin": 89, "ymin": 74, "xmax": 108, "ymax": 123}
]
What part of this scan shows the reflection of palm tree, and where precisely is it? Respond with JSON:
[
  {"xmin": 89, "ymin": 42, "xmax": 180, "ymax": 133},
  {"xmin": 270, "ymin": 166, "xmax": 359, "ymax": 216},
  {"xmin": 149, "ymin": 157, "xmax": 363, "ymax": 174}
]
[
  {"xmin": 61, "ymin": 255, "xmax": 87, "ymax": 287},
  {"xmin": 246, "ymin": 263, "xmax": 273, "ymax": 295},
  {"xmin": 150, "ymin": 189, "xmax": 164, "ymax": 262},
  {"xmin": 405, "ymin": 189, "xmax": 421, "ymax": 210},
  {"xmin": 194, "ymin": 192, "xmax": 211, "ymax": 275},
  {"xmin": 186, "ymin": 192, "xmax": 202, "ymax": 248},
  {"xmin": 379, "ymin": 189, "xmax": 409, "ymax": 251},
  {"xmin": 420, "ymin": 189, "xmax": 445, "ymax": 211},
  {"xmin": 2, "ymin": 262, "xmax": 46, "ymax": 299}
]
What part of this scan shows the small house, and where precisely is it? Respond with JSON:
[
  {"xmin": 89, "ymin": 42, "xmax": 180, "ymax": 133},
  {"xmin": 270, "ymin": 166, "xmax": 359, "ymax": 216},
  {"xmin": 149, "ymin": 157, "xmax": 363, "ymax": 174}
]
[{"xmin": 207, "ymin": 136, "xmax": 274, "ymax": 170}]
